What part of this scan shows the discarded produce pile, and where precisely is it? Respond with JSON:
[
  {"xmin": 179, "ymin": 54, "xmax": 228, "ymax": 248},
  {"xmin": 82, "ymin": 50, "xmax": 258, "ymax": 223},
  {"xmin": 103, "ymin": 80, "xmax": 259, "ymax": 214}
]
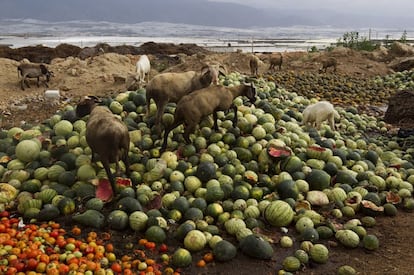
[{"xmin": 1, "ymin": 70, "xmax": 414, "ymax": 274}]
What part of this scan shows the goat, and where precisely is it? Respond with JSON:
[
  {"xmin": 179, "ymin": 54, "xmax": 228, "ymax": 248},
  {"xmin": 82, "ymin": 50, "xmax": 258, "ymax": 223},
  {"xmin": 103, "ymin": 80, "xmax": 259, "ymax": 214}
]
[
  {"xmin": 76, "ymin": 96, "xmax": 131, "ymax": 194},
  {"xmin": 319, "ymin": 57, "xmax": 337, "ymax": 73},
  {"xmin": 136, "ymin": 54, "xmax": 151, "ymax": 84},
  {"xmin": 161, "ymin": 83, "xmax": 257, "ymax": 151},
  {"xmin": 146, "ymin": 63, "xmax": 225, "ymax": 135},
  {"xmin": 302, "ymin": 101, "xmax": 340, "ymax": 130},
  {"xmin": 17, "ymin": 63, "xmax": 53, "ymax": 91},
  {"xmin": 249, "ymin": 55, "xmax": 260, "ymax": 76},
  {"xmin": 269, "ymin": 54, "xmax": 283, "ymax": 72}
]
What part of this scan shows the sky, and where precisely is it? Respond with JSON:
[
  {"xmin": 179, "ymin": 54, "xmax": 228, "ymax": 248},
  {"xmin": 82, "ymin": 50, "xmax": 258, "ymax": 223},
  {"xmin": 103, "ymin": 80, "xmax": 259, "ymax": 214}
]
[
  {"xmin": 1, "ymin": 0, "xmax": 413, "ymax": 29},
  {"xmin": 210, "ymin": 0, "xmax": 414, "ymax": 17}
]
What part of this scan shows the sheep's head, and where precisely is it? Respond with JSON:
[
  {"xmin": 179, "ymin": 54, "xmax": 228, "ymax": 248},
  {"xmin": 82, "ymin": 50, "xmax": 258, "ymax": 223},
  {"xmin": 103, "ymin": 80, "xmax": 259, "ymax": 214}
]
[
  {"xmin": 200, "ymin": 63, "xmax": 227, "ymax": 86},
  {"xmin": 40, "ymin": 64, "xmax": 53, "ymax": 82},
  {"xmin": 76, "ymin": 96, "xmax": 102, "ymax": 118},
  {"xmin": 244, "ymin": 83, "xmax": 257, "ymax": 105}
]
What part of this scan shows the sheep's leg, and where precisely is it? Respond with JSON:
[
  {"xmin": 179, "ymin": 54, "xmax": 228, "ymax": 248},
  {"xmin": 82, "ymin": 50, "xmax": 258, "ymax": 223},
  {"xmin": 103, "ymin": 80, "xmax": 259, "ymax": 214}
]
[
  {"xmin": 328, "ymin": 115, "xmax": 335, "ymax": 130},
  {"xmin": 231, "ymin": 105, "xmax": 238, "ymax": 127},
  {"xmin": 161, "ymin": 120, "xmax": 180, "ymax": 152},
  {"xmin": 315, "ymin": 118, "xmax": 322, "ymax": 130},
  {"xmin": 213, "ymin": 112, "xmax": 219, "ymax": 131},
  {"xmin": 20, "ymin": 78, "xmax": 25, "ymax": 91},
  {"xmin": 124, "ymin": 156, "xmax": 130, "ymax": 177},
  {"xmin": 36, "ymin": 76, "xmax": 40, "ymax": 87},
  {"xmin": 90, "ymin": 150, "xmax": 96, "ymax": 163},
  {"xmin": 161, "ymin": 127, "xmax": 171, "ymax": 152},
  {"xmin": 154, "ymin": 101, "xmax": 167, "ymax": 136},
  {"xmin": 145, "ymin": 95, "xmax": 151, "ymax": 116},
  {"xmin": 102, "ymin": 159, "xmax": 116, "ymax": 193},
  {"xmin": 183, "ymin": 124, "xmax": 196, "ymax": 144}
]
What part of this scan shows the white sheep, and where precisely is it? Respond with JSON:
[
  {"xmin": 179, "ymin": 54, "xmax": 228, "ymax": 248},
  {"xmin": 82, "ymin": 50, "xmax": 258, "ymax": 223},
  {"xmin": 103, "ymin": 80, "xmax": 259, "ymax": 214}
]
[
  {"xmin": 302, "ymin": 101, "xmax": 340, "ymax": 130},
  {"xmin": 136, "ymin": 54, "xmax": 151, "ymax": 84}
]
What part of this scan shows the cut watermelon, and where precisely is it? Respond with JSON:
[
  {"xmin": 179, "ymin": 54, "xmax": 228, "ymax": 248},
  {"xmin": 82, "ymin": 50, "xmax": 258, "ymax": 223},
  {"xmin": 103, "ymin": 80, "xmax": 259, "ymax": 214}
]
[
  {"xmin": 268, "ymin": 146, "xmax": 291, "ymax": 158},
  {"xmin": 96, "ymin": 179, "xmax": 113, "ymax": 202}
]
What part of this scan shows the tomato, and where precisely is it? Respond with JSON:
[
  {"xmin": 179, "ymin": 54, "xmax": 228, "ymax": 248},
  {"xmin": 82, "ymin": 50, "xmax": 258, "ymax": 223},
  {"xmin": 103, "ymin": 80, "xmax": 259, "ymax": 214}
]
[
  {"xmin": 26, "ymin": 258, "xmax": 39, "ymax": 270},
  {"xmin": 159, "ymin": 243, "xmax": 168, "ymax": 253},
  {"xmin": 49, "ymin": 230, "xmax": 59, "ymax": 239},
  {"xmin": 39, "ymin": 254, "xmax": 50, "ymax": 264},
  {"xmin": 0, "ymin": 211, "xmax": 10, "ymax": 218},
  {"xmin": 111, "ymin": 262, "xmax": 122, "ymax": 273},
  {"xmin": 5, "ymin": 267, "xmax": 18, "ymax": 275}
]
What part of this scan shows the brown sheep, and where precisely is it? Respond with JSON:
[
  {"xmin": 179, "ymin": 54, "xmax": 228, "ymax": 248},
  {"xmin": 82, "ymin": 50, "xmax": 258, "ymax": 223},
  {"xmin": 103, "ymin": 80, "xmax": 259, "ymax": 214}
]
[
  {"xmin": 269, "ymin": 54, "xmax": 283, "ymax": 72},
  {"xmin": 249, "ymin": 55, "xmax": 260, "ymax": 76},
  {"xmin": 161, "ymin": 83, "xmax": 257, "ymax": 151},
  {"xmin": 319, "ymin": 57, "xmax": 337, "ymax": 73},
  {"xmin": 17, "ymin": 63, "xmax": 53, "ymax": 90},
  {"xmin": 146, "ymin": 64, "xmax": 225, "ymax": 135},
  {"xmin": 76, "ymin": 96, "xmax": 131, "ymax": 193}
]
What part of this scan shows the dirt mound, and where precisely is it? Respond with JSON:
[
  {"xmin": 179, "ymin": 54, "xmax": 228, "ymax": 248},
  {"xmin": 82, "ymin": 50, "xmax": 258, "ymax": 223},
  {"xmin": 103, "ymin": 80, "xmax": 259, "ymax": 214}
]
[
  {"xmin": 0, "ymin": 42, "xmax": 210, "ymax": 64},
  {"xmin": 384, "ymin": 90, "xmax": 414, "ymax": 127}
]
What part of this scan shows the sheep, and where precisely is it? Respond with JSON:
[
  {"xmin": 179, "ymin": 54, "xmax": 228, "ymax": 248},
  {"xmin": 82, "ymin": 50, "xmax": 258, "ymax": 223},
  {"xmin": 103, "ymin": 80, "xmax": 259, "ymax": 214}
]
[
  {"xmin": 136, "ymin": 54, "xmax": 151, "ymax": 84},
  {"xmin": 269, "ymin": 54, "xmax": 283, "ymax": 72},
  {"xmin": 302, "ymin": 101, "xmax": 340, "ymax": 130},
  {"xmin": 17, "ymin": 63, "xmax": 53, "ymax": 91},
  {"xmin": 249, "ymin": 55, "xmax": 260, "ymax": 76},
  {"xmin": 146, "ymin": 63, "xmax": 225, "ymax": 135},
  {"xmin": 76, "ymin": 96, "xmax": 131, "ymax": 194},
  {"xmin": 161, "ymin": 83, "xmax": 257, "ymax": 151},
  {"xmin": 319, "ymin": 57, "xmax": 337, "ymax": 73}
]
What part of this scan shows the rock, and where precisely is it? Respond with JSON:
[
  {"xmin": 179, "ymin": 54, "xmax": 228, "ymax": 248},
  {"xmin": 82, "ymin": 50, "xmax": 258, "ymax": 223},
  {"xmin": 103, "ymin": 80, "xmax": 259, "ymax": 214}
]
[
  {"xmin": 388, "ymin": 57, "xmax": 414, "ymax": 72},
  {"xmin": 113, "ymin": 73, "xmax": 126, "ymax": 84},
  {"xmin": 384, "ymin": 90, "xmax": 414, "ymax": 127}
]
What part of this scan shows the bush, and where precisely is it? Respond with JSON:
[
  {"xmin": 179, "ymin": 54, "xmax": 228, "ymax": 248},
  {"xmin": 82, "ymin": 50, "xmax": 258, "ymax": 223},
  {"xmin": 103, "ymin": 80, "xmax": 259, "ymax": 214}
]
[{"xmin": 336, "ymin": 31, "xmax": 378, "ymax": 52}]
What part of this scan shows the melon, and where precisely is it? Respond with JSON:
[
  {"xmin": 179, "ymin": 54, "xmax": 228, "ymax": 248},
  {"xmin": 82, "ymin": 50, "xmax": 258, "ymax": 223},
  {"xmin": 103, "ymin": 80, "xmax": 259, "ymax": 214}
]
[
  {"xmin": 264, "ymin": 200, "xmax": 295, "ymax": 227},
  {"xmin": 15, "ymin": 139, "xmax": 40, "ymax": 163}
]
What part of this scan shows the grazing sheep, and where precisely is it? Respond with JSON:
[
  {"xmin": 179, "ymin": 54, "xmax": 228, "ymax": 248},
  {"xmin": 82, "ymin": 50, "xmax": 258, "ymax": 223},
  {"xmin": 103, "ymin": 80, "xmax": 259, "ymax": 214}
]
[
  {"xmin": 161, "ymin": 83, "xmax": 257, "ymax": 151},
  {"xmin": 269, "ymin": 54, "xmax": 283, "ymax": 72},
  {"xmin": 249, "ymin": 55, "xmax": 260, "ymax": 76},
  {"xmin": 319, "ymin": 57, "xmax": 338, "ymax": 73},
  {"xmin": 136, "ymin": 54, "xmax": 151, "ymax": 84},
  {"xmin": 302, "ymin": 101, "xmax": 340, "ymax": 130},
  {"xmin": 17, "ymin": 63, "xmax": 53, "ymax": 91},
  {"xmin": 76, "ymin": 96, "xmax": 131, "ymax": 193},
  {"xmin": 146, "ymin": 64, "xmax": 225, "ymax": 135}
]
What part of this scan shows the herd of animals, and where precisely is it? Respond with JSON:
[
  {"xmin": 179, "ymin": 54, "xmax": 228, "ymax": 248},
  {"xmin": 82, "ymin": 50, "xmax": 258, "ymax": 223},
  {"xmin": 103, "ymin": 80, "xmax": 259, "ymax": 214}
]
[{"xmin": 14, "ymin": 52, "xmax": 340, "ymax": 193}]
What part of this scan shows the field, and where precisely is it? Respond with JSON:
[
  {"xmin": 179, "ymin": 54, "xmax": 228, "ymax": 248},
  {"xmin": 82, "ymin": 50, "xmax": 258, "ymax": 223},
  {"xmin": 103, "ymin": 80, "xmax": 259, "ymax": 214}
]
[{"xmin": 1, "ymin": 42, "xmax": 414, "ymax": 274}]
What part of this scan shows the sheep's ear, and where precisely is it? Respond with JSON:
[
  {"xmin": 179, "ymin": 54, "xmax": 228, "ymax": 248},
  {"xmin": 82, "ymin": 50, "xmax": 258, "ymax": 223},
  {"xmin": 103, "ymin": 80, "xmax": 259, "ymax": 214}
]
[
  {"xmin": 200, "ymin": 64, "xmax": 210, "ymax": 74},
  {"xmin": 218, "ymin": 65, "xmax": 227, "ymax": 76},
  {"xmin": 86, "ymin": 95, "xmax": 102, "ymax": 103}
]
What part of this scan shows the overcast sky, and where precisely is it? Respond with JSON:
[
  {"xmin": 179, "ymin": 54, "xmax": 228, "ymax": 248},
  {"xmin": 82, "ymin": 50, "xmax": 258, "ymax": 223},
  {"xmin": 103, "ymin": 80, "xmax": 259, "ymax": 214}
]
[{"xmin": 210, "ymin": 0, "xmax": 413, "ymax": 17}]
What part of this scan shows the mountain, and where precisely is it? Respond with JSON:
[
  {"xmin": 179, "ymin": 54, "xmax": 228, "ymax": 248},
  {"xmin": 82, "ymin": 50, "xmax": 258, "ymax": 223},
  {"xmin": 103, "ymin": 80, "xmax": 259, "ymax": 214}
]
[
  {"xmin": 0, "ymin": 0, "xmax": 293, "ymax": 28},
  {"xmin": 0, "ymin": 0, "xmax": 412, "ymax": 28}
]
